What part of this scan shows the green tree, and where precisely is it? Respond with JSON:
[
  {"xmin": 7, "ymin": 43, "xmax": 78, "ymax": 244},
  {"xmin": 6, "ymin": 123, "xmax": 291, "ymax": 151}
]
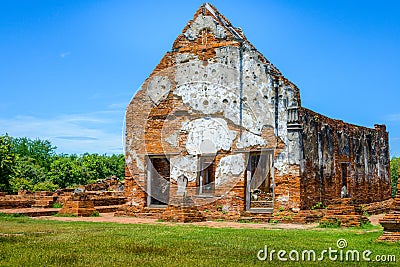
[
  {"xmin": 79, "ymin": 153, "xmax": 125, "ymax": 183},
  {"xmin": 11, "ymin": 137, "xmax": 56, "ymax": 171},
  {"xmin": 81, "ymin": 153, "xmax": 108, "ymax": 183},
  {"xmin": 0, "ymin": 135, "xmax": 16, "ymax": 192},
  {"xmin": 12, "ymin": 155, "xmax": 47, "ymax": 184},
  {"xmin": 33, "ymin": 181, "xmax": 59, "ymax": 192},
  {"xmin": 391, "ymin": 157, "xmax": 400, "ymax": 197},
  {"xmin": 1, "ymin": 134, "xmax": 125, "ymax": 191},
  {"xmin": 9, "ymin": 177, "xmax": 33, "ymax": 192},
  {"xmin": 48, "ymin": 155, "xmax": 83, "ymax": 188},
  {"xmin": 104, "ymin": 154, "xmax": 125, "ymax": 179}
]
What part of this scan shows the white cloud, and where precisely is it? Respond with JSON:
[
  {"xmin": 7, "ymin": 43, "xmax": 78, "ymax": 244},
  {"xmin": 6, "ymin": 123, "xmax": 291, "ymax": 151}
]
[
  {"xmin": 108, "ymin": 102, "xmax": 128, "ymax": 110},
  {"xmin": 60, "ymin": 51, "xmax": 71, "ymax": 58},
  {"xmin": 386, "ymin": 114, "xmax": 400, "ymax": 122},
  {"xmin": 0, "ymin": 111, "xmax": 125, "ymax": 155}
]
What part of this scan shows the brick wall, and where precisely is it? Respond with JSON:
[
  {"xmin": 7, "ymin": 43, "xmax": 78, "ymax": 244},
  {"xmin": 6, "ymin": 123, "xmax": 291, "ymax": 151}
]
[{"xmin": 299, "ymin": 108, "xmax": 391, "ymax": 209}]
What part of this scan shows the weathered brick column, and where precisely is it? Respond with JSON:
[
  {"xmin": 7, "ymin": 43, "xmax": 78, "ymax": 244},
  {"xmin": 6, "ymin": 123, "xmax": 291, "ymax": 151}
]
[
  {"xmin": 162, "ymin": 195, "xmax": 205, "ymax": 223},
  {"xmin": 58, "ymin": 193, "xmax": 96, "ymax": 217},
  {"xmin": 378, "ymin": 169, "xmax": 400, "ymax": 242}
]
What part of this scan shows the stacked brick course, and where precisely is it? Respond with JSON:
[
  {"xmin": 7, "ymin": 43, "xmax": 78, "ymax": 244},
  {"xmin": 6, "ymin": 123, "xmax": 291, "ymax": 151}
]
[
  {"xmin": 58, "ymin": 193, "xmax": 96, "ymax": 217},
  {"xmin": 319, "ymin": 198, "xmax": 369, "ymax": 227},
  {"xmin": 361, "ymin": 198, "xmax": 393, "ymax": 215},
  {"xmin": 292, "ymin": 209, "xmax": 325, "ymax": 224},
  {"xmin": 0, "ymin": 178, "xmax": 126, "ymax": 216},
  {"xmin": 378, "ymin": 170, "xmax": 400, "ymax": 241},
  {"xmin": 161, "ymin": 196, "xmax": 205, "ymax": 222},
  {"xmin": 0, "ymin": 191, "xmax": 54, "ymax": 209}
]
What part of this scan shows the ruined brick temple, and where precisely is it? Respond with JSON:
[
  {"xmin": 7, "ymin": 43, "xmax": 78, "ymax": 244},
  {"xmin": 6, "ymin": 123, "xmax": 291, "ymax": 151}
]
[{"xmin": 122, "ymin": 3, "xmax": 391, "ymax": 221}]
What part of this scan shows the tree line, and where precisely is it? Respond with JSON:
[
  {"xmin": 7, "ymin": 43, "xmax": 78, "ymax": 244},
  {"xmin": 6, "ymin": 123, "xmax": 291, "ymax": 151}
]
[
  {"xmin": 0, "ymin": 134, "xmax": 125, "ymax": 193},
  {"xmin": 391, "ymin": 157, "xmax": 400, "ymax": 197},
  {"xmin": 0, "ymin": 134, "xmax": 399, "ymax": 196}
]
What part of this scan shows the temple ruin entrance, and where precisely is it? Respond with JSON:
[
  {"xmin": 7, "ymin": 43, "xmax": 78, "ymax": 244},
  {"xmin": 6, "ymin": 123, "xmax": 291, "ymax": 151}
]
[
  {"xmin": 246, "ymin": 150, "xmax": 274, "ymax": 211},
  {"xmin": 147, "ymin": 156, "xmax": 170, "ymax": 207}
]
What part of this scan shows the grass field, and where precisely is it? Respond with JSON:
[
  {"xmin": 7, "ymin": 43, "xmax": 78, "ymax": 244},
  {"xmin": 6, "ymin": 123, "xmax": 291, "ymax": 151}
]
[{"xmin": 0, "ymin": 215, "xmax": 398, "ymax": 266}]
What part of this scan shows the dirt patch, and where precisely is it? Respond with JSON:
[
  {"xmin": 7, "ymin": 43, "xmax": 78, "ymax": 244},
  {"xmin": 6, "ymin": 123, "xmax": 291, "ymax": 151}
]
[
  {"xmin": 369, "ymin": 214, "xmax": 385, "ymax": 226},
  {"xmin": 32, "ymin": 213, "xmax": 319, "ymax": 230},
  {"xmin": 4, "ymin": 208, "xmax": 384, "ymax": 230}
]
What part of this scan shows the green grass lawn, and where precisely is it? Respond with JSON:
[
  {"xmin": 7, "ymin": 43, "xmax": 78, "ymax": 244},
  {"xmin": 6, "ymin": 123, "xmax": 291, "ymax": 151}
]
[{"xmin": 0, "ymin": 216, "xmax": 398, "ymax": 267}]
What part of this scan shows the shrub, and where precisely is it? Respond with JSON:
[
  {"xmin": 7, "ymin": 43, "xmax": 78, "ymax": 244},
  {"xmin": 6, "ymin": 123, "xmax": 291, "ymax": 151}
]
[
  {"xmin": 52, "ymin": 203, "xmax": 63, "ymax": 208},
  {"xmin": 91, "ymin": 211, "xmax": 100, "ymax": 217},
  {"xmin": 359, "ymin": 220, "xmax": 374, "ymax": 229},
  {"xmin": 0, "ymin": 212, "xmax": 27, "ymax": 218},
  {"xmin": 311, "ymin": 202, "xmax": 326, "ymax": 210},
  {"xmin": 319, "ymin": 219, "xmax": 341, "ymax": 228},
  {"xmin": 32, "ymin": 181, "xmax": 59, "ymax": 192},
  {"xmin": 9, "ymin": 178, "xmax": 33, "ymax": 193}
]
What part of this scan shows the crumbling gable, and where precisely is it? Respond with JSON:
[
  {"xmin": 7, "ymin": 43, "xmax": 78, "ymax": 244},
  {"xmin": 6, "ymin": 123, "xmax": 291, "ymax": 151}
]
[{"xmin": 123, "ymin": 3, "xmax": 391, "ymax": 221}]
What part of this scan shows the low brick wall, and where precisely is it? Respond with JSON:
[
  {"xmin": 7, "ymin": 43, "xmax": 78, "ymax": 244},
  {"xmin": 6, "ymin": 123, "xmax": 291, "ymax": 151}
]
[
  {"xmin": 361, "ymin": 199, "xmax": 393, "ymax": 215},
  {"xmin": 0, "ymin": 191, "xmax": 54, "ymax": 209},
  {"xmin": 0, "ymin": 188, "xmax": 127, "ymax": 214},
  {"xmin": 320, "ymin": 198, "xmax": 369, "ymax": 227},
  {"xmin": 58, "ymin": 194, "xmax": 96, "ymax": 217},
  {"xmin": 378, "ymin": 170, "xmax": 400, "ymax": 242}
]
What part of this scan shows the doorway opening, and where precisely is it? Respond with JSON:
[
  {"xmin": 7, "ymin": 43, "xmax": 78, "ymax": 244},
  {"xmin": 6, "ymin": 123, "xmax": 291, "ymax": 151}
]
[
  {"xmin": 246, "ymin": 150, "xmax": 274, "ymax": 211},
  {"xmin": 147, "ymin": 156, "xmax": 170, "ymax": 207}
]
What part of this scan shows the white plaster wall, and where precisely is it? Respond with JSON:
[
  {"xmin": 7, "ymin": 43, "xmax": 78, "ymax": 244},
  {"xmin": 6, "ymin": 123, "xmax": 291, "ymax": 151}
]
[
  {"xmin": 146, "ymin": 76, "xmax": 171, "ymax": 105},
  {"xmin": 182, "ymin": 118, "xmax": 237, "ymax": 155},
  {"xmin": 215, "ymin": 154, "xmax": 245, "ymax": 186},
  {"xmin": 174, "ymin": 47, "xmax": 276, "ymax": 135},
  {"xmin": 170, "ymin": 155, "xmax": 198, "ymax": 182},
  {"xmin": 184, "ymin": 15, "xmax": 227, "ymax": 40},
  {"xmin": 236, "ymin": 131, "xmax": 267, "ymax": 149}
]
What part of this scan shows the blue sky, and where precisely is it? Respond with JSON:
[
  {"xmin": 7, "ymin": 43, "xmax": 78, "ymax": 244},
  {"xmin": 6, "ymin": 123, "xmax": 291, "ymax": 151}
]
[{"xmin": 0, "ymin": 0, "xmax": 399, "ymax": 156}]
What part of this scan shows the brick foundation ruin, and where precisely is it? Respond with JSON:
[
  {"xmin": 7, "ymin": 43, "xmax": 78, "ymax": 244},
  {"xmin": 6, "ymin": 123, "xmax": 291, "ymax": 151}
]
[
  {"xmin": 0, "ymin": 177, "xmax": 126, "ymax": 217},
  {"xmin": 161, "ymin": 196, "xmax": 205, "ymax": 222},
  {"xmin": 319, "ymin": 198, "xmax": 369, "ymax": 227},
  {"xmin": 0, "ymin": 190, "xmax": 56, "ymax": 209},
  {"xmin": 58, "ymin": 193, "xmax": 97, "ymax": 217},
  {"xmin": 378, "ymin": 170, "xmax": 400, "ymax": 242}
]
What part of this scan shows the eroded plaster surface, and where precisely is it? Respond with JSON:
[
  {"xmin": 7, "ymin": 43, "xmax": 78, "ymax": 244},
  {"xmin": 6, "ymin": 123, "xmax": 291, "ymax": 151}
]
[
  {"xmin": 236, "ymin": 131, "xmax": 267, "ymax": 149},
  {"xmin": 126, "ymin": 149, "xmax": 144, "ymax": 172},
  {"xmin": 181, "ymin": 118, "xmax": 237, "ymax": 155},
  {"xmin": 170, "ymin": 155, "xmax": 198, "ymax": 182},
  {"xmin": 165, "ymin": 132, "xmax": 178, "ymax": 148},
  {"xmin": 184, "ymin": 15, "xmax": 227, "ymax": 40},
  {"xmin": 215, "ymin": 154, "xmax": 245, "ymax": 186},
  {"xmin": 174, "ymin": 50, "xmax": 276, "ymax": 135},
  {"xmin": 146, "ymin": 76, "xmax": 171, "ymax": 105}
]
